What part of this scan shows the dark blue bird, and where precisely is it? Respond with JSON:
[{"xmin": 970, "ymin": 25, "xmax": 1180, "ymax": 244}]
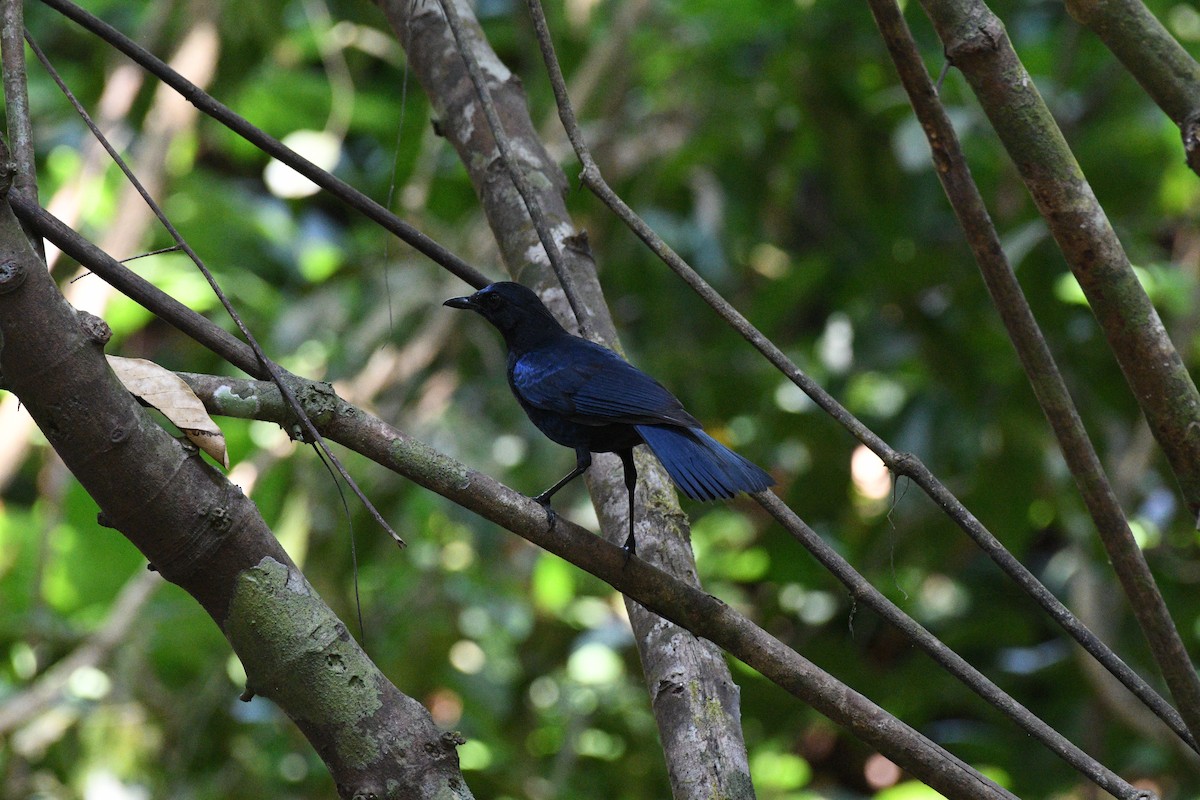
[{"xmin": 444, "ymin": 281, "xmax": 773, "ymax": 555}]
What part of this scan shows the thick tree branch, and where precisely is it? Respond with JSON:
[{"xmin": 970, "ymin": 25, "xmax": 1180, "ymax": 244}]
[
  {"xmin": 370, "ymin": 1, "xmax": 757, "ymax": 796},
  {"xmin": 525, "ymin": 0, "xmax": 1187, "ymax": 762},
  {"xmin": 919, "ymin": 0, "xmax": 1200, "ymax": 750},
  {"xmin": 1062, "ymin": 0, "xmax": 1200, "ymax": 175},
  {"xmin": 0, "ymin": 158, "xmax": 469, "ymax": 800},
  {"xmin": 867, "ymin": 0, "xmax": 1198, "ymax": 754},
  {"xmin": 181, "ymin": 371, "xmax": 1018, "ymax": 800}
]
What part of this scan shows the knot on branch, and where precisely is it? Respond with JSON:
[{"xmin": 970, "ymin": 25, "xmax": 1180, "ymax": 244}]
[
  {"xmin": 0, "ymin": 259, "xmax": 27, "ymax": 294},
  {"xmin": 77, "ymin": 310, "xmax": 112, "ymax": 347},
  {"xmin": 942, "ymin": 14, "xmax": 1005, "ymax": 69},
  {"xmin": 0, "ymin": 157, "xmax": 16, "ymax": 197},
  {"xmin": 438, "ymin": 730, "xmax": 467, "ymax": 751},
  {"xmin": 151, "ymin": 484, "xmax": 248, "ymax": 583},
  {"xmin": 1182, "ymin": 111, "xmax": 1200, "ymax": 178},
  {"xmin": 281, "ymin": 376, "xmax": 339, "ymax": 439},
  {"xmin": 883, "ymin": 449, "xmax": 922, "ymax": 478}
]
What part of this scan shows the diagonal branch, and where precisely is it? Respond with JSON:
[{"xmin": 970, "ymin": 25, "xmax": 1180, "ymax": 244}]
[
  {"xmin": 917, "ymin": 0, "xmax": 1200, "ymax": 749},
  {"xmin": 867, "ymin": 0, "xmax": 1199, "ymax": 754},
  {"xmin": 524, "ymin": 0, "xmax": 1189, "ymax": 756},
  {"xmin": 1062, "ymin": 0, "xmax": 1200, "ymax": 175},
  {"xmin": 181, "ymin": 370, "xmax": 1019, "ymax": 800},
  {"xmin": 37, "ymin": 0, "xmax": 491, "ymax": 290}
]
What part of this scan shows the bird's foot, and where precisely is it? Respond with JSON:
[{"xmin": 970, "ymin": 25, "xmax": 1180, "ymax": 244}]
[
  {"xmin": 533, "ymin": 493, "xmax": 558, "ymax": 530},
  {"xmin": 621, "ymin": 534, "xmax": 636, "ymax": 564}
]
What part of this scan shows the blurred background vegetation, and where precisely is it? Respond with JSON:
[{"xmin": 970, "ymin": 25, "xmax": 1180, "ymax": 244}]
[{"xmin": 3, "ymin": 0, "xmax": 1200, "ymax": 797}]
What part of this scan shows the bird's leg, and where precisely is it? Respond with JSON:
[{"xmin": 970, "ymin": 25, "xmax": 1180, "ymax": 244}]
[
  {"xmin": 534, "ymin": 448, "xmax": 592, "ymax": 528},
  {"xmin": 618, "ymin": 449, "xmax": 638, "ymax": 558}
]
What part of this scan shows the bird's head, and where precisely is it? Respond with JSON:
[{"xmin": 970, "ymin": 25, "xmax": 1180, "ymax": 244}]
[{"xmin": 444, "ymin": 281, "xmax": 567, "ymax": 348}]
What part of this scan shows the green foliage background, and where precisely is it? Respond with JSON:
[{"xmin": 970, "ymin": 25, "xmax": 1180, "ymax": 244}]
[{"xmin": 3, "ymin": 0, "xmax": 1200, "ymax": 797}]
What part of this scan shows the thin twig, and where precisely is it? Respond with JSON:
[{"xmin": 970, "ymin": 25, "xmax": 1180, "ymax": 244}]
[
  {"xmin": 755, "ymin": 491, "xmax": 1145, "ymax": 797},
  {"xmin": 180, "ymin": 370, "xmax": 1018, "ymax": 800},
  {"xmin": 434, "ymin": 0, "xmax": 591, "ymax": 334},
  {"xmin": 12, "ymin": 198, "xmax": 259, "ymax": 373},
  {"xmin": 0, "ymin": 169, "xmax": 1011, "ymax": 790},
  {"xmin": 867, "ymin": 0, "xmax": 1199, "ymax": 753},
  {"xmin": 119, "ymin": 245, "xmax": 183, "ymax": 263},
  {"xmin": 0, "ymin": 0, "xmax": 44, "ymax": 259},
  {"xmin": 38, "ymin": 0, "xmax": 491, "ymax": 291},
  {"xmin": 26, "ymin": 32, "xmax": 405, "ymax": 548},
  {"xmin": 523, "ymin": 0, "xmax": 1189, "ymax": 754},
  {"xmin": 918, "ymin": 0, "xmax": 1200, "ymax": 750}
]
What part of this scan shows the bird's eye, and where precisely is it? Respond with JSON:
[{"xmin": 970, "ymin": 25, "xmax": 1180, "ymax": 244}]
[{"xmin": 481, "ymin": 293, "xmax": 503, "ymax": 309}]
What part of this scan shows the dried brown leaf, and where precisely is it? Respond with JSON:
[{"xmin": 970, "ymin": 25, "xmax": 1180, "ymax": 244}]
[{"xmin": 107, "ymin": 355, "xmax": 229, "ymax": 468}]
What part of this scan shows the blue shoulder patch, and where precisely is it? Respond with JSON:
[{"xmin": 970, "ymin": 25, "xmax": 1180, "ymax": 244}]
[{"xmin": 512, "ymin": 339, "xmax": 696, "ymax": 426}]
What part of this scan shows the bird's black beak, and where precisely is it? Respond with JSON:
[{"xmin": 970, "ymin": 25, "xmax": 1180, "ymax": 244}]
[{"xmin": 443, "ymin": 295, "xmax": 476, "ymax": 311}]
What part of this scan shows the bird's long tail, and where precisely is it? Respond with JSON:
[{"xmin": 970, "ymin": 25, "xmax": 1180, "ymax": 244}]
[{"xmin": 635, "ymin": 425, "xmax": 773, "ymax": 502}]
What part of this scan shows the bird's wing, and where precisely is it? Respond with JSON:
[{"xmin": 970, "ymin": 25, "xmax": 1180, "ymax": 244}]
[{"xmin": 512, "ymin": 339, "xmax": 698, "ymax": 427}]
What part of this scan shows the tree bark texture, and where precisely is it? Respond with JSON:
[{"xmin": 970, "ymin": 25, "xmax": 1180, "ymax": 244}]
[
  {"xmin": 0, "ymin": 164, "xmax": 469, "ymax": 799},
  {"xmin": 375, "ymin": 2, "xmax": 757, "ymax": 797},
  {"xmin": 918, "ymin": 0, "xmax": 1200, "ymax": 747},
  {"xmin": 920, "ymin": 0, "xmax": 1200, "ymax": 518},
  {"xmin": 182, "ymin": 371, "xmax": 1019, "ymax": 800},
  {"xmin": 1062, "ymin": 0, "xmax": 1200, "ymax": 174}
]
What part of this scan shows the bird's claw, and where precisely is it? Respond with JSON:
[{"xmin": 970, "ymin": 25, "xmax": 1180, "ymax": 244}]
[
  {"xmin": 533, "ymin": 493, "xmax": 558, "ymax": 530},
  {"xmin": 621, "ymin": 535, "xmax": 636, "ymax": 564}
]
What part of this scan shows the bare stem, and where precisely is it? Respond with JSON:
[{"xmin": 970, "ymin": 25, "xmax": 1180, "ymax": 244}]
[
  {"xmin": 919, "ymin": 0, "xmax": 1200, "ymax": 750},
  {"xmin": 38, "ymin": 0, "xmax": 490, "ymax": 290},
  {"xmin": 182, "ymin": 370, "xmax": 1018, "ymax": 800},
  {"xmin": 525, "ymin": 0, "xmax": 1187, "ymax": 755},
  {"xmin": 434, "ymin": 0, "xmax": 591, "ymax": 334},
  {"xmin": 0, "ymin": 0, "xmax": 43, "ymax": 257}
]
